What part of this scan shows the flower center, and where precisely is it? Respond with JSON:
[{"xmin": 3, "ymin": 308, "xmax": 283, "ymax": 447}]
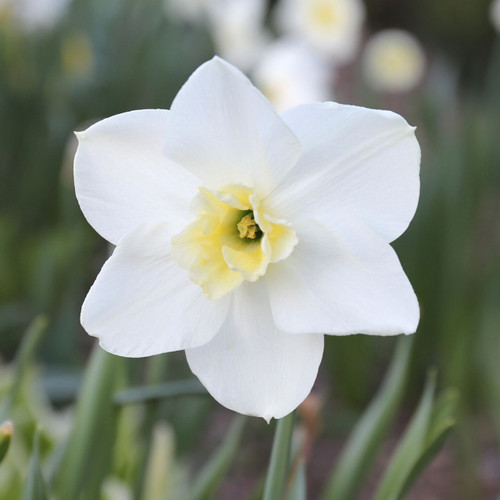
[
  {"xmin": 171, "ymin": 185, "xmax": 298, "ymax": 301},
  {"xmin": 310, "ymin": 1, "xmax": 339, "ymax": 30},
  {"xmin": 237, "ymin": 211, "xmax": 262, "ymax": 240}
]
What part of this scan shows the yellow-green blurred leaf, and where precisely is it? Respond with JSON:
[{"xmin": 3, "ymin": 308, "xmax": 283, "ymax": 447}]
[
  {"xmin": 0, "ymin": 421, "xmax": 13, "ymax": 463},
  {"xmin": 22, "ymin": 429, "xmax": 48, "ymax": 500}
]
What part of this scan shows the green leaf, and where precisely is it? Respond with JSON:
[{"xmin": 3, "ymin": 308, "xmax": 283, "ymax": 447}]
[
  {"xmin": 23, "ymin": 429, "xmax": 48, "ymax": 500},
  {"xmin": 114, "ymin": 379, "xmax": 206, "ymax": 405},
  {"xmin": 396, "ymin": 389, "xmax": 459, "ymax": 499},
  {"xmin": 263, "ymin": 412, "xmax": 295, "ymax": 500},
  {"xmin": 54, "ymin": 344, "xmax": 128, "ymax": 500},
  {"xmin": 190, "ymin": 416, "xmax": 247, "ymax": 500},
  {"xmin": 0, "ymin": 315, "xmax": 49, "ymax": 421},
  {"xmin": 0, "ymin": 421, "xmax": 13, "ymax": 464},
  {"xmin": 322, "ymin": 337, "xmax": 413, "ymax": 500},
  {"xmin": 374, "ymin": 371, "xmax": 437, "ymax": 500},
  {"xmin": 132, "ymin": 354, "xmax": 169, "ymax": 499}
]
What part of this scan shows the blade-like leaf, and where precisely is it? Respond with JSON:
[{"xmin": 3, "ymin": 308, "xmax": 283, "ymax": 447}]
[
  {"xmin": 322, "ymin": 337, "xmax": 413, "ymax": 500},
  {"xmin": 0, "ymin": 315, "xmax": 49, "ymax": 421},
  {"xmin": 374, "ymin": 371, "xmax": 437, "ymax": 500},
  {"xmin": 263, "ymin": 412, "xmax": 295, "ymax": 500},
  {"xmin": 396, "ymin": 389, "xmax": 458, "ymax": 499},
  {"xmin": 133, "ymin": 354, "xmax": 169, "ymax": 499},
  {"xmin": 115, "ymin": 379, "xmax": 206, "ymax": 405},
  {"xmin": 190, "ymin": 416, "xmax": 247, "ymax": 500},
  {"xmin": 287, "ymin": 458, "xmax": 307, "ymax": 500},
  {"xmin": 23, "ymin": 429, "xmax": 48, "ymax": 500},
  {"xmin": 54, "ymin": 344, "xmax": 127, "ymax": 500}
]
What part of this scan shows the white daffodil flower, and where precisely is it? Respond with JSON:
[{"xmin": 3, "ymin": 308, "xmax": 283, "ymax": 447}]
[
  {"xmin": 253, "ymin": 38, "xmax": 334, "ymax": 112},
  {"xmin": 8, "ymin": 0, "xmax": 70, "ymax": 32},
  {"xmin": 491, "ymin": 0, "xmax": 500, "ymax": 32},
  {"xmin": 362, "ymin": 30, "xmax": 426, "ymax": 93},
  {"xmin": 207, "ymin": 0, "xmax": 269, "ymax": 71},
  {"xmin": 163, "ymin": 0, "xmax": 208, "ymax": 24},
  {"xmin": 273, "ymin": 0, "xmax": 365, "ymax": 63},
  {"xmin": 75, "ymin": 57, "xmax": 420, "ymax": 421}
]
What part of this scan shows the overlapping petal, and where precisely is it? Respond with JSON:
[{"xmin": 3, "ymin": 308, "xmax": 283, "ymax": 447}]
[
  {"xmin": 163, "ymin": 57, "xmax": 302, "ymax": 196},
  {"xmin": 81, "ymin": 223, "xmax": 230, "ymax": 357},
  {"xmin": 186, "ymin": 281, "xmax": 324, "ymax": 420},
  {"xmin": 266, "ymin": 215, "xmax": 419, "ymax": 336},
  {"xmin": 268, "ymin": 102, "xmax": 420, "ymax": 242},
  {"xmin": 75, "ymin": 58, "xmax": 422, "ymax": 420},
  {"xmin": 74, "ymin": 109, "xmax": 199, "ymax": 245}
]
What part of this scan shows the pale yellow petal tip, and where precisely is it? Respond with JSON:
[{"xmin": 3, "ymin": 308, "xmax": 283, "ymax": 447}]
[
  {"xmin": 0, "ymin": 421, "xmax": 13, "ymax": 437},
  {"xmin": 263, "ymin": 414, "xmax": 273, "ymax": 424}
]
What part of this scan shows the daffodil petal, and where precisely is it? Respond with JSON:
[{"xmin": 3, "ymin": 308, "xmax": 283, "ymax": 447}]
[
  {"xmin": 222, "ymin": 238, "xmax": 270, "ymax": 281},
  {"xmin": 74, "ymin": 109, "xmax": 199, "ymax": 245},
  {"xmin": 270, "ymin": 102, "xmax": 420, "ymax": 243},
  {"xmin": 172, "ymin": 218, "xmax": 245, "ymax": 301},
  {"xmin": 266, "ymin": 215, "xmax": 419, "ymax": 336},
  {"xmin": 262, "ymin": 215, "xmax": 298, "ymax": 262},
  {"xmin": 163, "ymin": 57, "xmax": 302, "ymax": 196},
  {"xmin": 185, "ymin": 281, "xmax": 324, "ymax": 420},
  {"xmin": 81, "ymin": 223, "xmax": 229, "ymax": 356}
]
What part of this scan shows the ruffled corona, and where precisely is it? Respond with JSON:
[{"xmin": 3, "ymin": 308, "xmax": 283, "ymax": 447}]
[{"xmin": 171, "ymin": 185, "xmax": 298, "ymax": 300}]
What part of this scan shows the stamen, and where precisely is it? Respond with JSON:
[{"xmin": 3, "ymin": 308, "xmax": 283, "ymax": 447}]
[{"xmin": 237, "ymin": 213, "xmax": 262, "ymax": 240}]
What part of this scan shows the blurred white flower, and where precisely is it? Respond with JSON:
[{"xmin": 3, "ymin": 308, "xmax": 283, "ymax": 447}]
[
  {"xmin": 253, "ymin": 38, "xmax": 334, "ymax": 112},
  {"xmin": 163, "ymin": 0, "xmax": 208, "ymax": 24},
  {"xmin": 273, "ymin": 0, "xmax": 365, "ymax": 63},
  {"xmin": 490, "ymin": 0, "xmax": 500, "ymax": 32},
  {"xmin": 75, "ymin": 57, "xmax": 420, "ymax": 420},
  {"xmin": 142, "ymin": 423, "xmax": 176, "ymax": 499},
  {"xmin": 207, "ymin": 0, "xmax": 269, "ymax": 71},
  {"xmin": 12, "ymin": 0, "xmax": 70, "ymax": 32},
  {"xmin": 362, "ymin": 29, "xmax": 426, "ymax": 93},
  {"xmin": 102, "ymin": 478, "xmax": 132, "ymax": 500}
]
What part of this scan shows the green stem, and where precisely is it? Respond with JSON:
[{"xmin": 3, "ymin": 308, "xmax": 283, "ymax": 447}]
[{"xmin": 263, "ymin": 412, "xmax": 295, "ymax": 500}]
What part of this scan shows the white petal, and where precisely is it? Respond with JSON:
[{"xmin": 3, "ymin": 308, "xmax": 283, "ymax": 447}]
[
  {"xmin": 269, "ymin": 103, "xmax": 420, "ymax": 243},
  {"xmin": 186, "ymin": 281, "xmax": 324, "ymax": 420},
  {"xmin": 74, "ymin": 109, "xmax": 199, "ymax": 245},
  {"xmin": 81, "ymin": 223, "xmax": 229, "ymax": 357},
  {"xmin": 266, "ymin": 215, "xmax": 419, "ymax": 336},
  {"xmin": 163, "ymin": 57, "xmax": 302, "ymax": 196}
]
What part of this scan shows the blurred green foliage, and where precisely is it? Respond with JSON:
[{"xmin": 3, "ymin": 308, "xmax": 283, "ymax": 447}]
[{"xmin": 0, "ymin": 0, "xmax": 499, "ymax": 497}]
